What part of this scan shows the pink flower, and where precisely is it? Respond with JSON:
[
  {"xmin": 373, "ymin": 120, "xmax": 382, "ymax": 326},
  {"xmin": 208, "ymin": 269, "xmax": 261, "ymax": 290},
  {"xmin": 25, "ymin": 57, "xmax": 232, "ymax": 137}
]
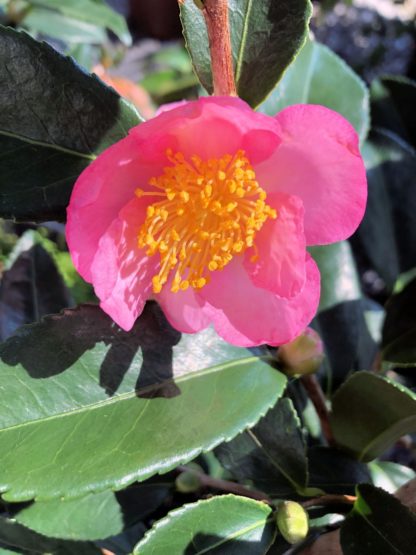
[{"xmin": 66, "ymin": 97, "xmax": 367, "ymax": 347}]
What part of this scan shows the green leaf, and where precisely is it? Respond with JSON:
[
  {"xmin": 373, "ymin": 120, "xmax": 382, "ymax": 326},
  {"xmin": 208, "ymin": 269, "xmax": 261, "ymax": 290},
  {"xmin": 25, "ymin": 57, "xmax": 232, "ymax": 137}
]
[
  {"xmin": 352, "ymin": 131, "xmax": 416, "ymax": 290},
  {"xmin": 330, "ymin": 372, "xmax": 416, "ymax": 461},
  {"xmin": 382, "ymin": 277, "xmax": 416, "ymax": 367},
  {"xmin": 14, "ymin": 481, "xmax": 171, "ymax": 541},
  {"xmin": 0, "ymin": 516, "xmax": 101, "ymax": 554},
  {"xmin": 30, "ymin": 0, "xmax": 131, "ymax": 45},
  {"xmin": 340, "ymin": 484, "xmax": 416, "ymax": 555},
  {"xmin": 0, "ymin": 303, "xmax": 286, "ymax": 501},
  {"xmin": 0, "ymin": 25, "xmax": 141, "ymax": 222},
  {"xmin": 179, "ymin": 0, "xmax": 312, "ymax": 107},
  {"xmin": 133, "ymin": 495, "xmax": 276, "ymax": 555},
  {"xmin": 369, "ymin": 461, "xmax": 416, "ymax": 493},
  {"xmin": 259, "ymin": 39, "xmax": 370, "ymax": 142},
  {"xmin": 0, "ymin": 230, "xmax": 72, "ymax": 341},
  {"xmin": 309, "ymin": 242, "xmax": 361, "ymax": 313},
  {"xmin": 307, "ymin": 446, "xmax": 371, "ymax": 495},
  {"xmin": 371, "ymin": 76, "xmax": 416, "ymax": 149},
  {"xmin": 23, "ymin": 8, "xmax": 107, "ymax": 44},
  {"xmin": 216, "ymin": 398, "xmax": 308, "ymax": 496}
]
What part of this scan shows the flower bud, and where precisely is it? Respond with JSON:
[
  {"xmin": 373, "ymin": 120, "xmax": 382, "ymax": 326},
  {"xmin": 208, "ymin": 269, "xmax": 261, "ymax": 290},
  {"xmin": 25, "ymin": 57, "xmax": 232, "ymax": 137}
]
[
  {"xmin": 276, "ymin": 501, "xmax": 309, "ymax": 544},
  {"xmin": 175, "ymin": 469, "xmax": 202, "ymax": 493},
  {"xmin": 278, "ymin": 328, "xmax": 324, "ymax": 377}
]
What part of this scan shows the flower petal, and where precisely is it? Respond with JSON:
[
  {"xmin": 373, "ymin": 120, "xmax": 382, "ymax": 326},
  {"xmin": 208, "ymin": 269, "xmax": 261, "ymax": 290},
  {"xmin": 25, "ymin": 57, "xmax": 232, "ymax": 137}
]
[
  {"xmin": 91, "ymin": 198, "xmax": 158, "ymax": 331},
  {"xmin": 255, "ymin": 104, "xmax": 367, "ymax": 245},
  {"xmin": 66, "ymin": 132, "xmax": 173, "ymax": 283},
  {"xmin": 199, "ymin": 254, "xmax": 320, "ymax": 347},
  {"xmin": 158, "ymin": 287, "xmax": 211, "ymax": 334},
  {"xmin": 244, "ymin": 192, "xmax": 306, "ymax": 298}
]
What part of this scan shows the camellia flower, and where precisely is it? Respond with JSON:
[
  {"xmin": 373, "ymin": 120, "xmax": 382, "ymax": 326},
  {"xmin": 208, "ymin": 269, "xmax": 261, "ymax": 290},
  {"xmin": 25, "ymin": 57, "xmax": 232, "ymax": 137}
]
[{"xmin": 66, "ymin": 97, "xmax": 366, "ymax": 347}]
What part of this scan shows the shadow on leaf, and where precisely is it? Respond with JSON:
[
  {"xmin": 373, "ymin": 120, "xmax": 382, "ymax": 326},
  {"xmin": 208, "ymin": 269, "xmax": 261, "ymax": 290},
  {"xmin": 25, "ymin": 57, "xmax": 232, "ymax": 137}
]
[{"xmin": 0, "ymin": 301, "xmax": 181, "ymax": 399}]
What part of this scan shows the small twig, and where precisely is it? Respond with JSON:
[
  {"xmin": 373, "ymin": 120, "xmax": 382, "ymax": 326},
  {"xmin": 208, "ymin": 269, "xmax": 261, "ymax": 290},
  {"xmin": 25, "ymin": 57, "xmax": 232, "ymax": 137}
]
[
  {"xmin": 301, "ymin": 494, "xmax": 356, "ymax": 510},
  {"xmin": 177, "ymin": 465, "xmax": 272, "ymax": 504},
  {"xmin": 301, "ymin": 374, "xmax": 335, "ymax": 447},
  {"xmin": 201, "ymin": 0, "xmax": 237, "ymax": 96}
]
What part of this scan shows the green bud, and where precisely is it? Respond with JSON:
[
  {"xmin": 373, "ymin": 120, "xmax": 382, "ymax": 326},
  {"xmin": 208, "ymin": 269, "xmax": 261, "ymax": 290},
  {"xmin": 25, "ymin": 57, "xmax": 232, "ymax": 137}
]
[
  {"xmin": 278, "ymin": 328, "xmax": 324, "ymax": 377},
  {"xmin": 276, "ymin": 501, "xmax": 309, "ymax": 544},
  {"xmin": 175, "ymin": 470, "xmax": 201, "ymax": 493}
]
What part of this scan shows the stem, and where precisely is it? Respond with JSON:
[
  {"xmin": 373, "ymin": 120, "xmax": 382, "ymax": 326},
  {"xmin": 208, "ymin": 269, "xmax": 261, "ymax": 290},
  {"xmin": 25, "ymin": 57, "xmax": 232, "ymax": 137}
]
[
  {"xmin": 301, "ymin": 375, "xmax": 335, "ymax": 447},
  {"xmin": 201, "ymin": 0, "xmax": 237, "ymax": 96},
  {"xmin": 177, "ymin": 465, "xmax": 272, "ymax": 504},
  {"xmin": 301, "ymin": 494, "xmax": 356, "ymax": 510}
]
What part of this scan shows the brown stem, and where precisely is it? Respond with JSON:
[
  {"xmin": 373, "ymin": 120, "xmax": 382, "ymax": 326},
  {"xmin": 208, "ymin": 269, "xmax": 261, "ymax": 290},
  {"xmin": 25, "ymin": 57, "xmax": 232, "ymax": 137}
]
[
  {"xmin": 301, "ymin": 494, "xmax": 356, "ymax": 510},
  {"xmin": 177, "ymin": 465, "xmax": 272, "ymax": 504},
  {"xmin": 301, "ymin": 375, "xmax": 335, "ymax": 447},
  {"xmin": 201, "ymin": 0, "xmax": 237, "ymax": 96}
]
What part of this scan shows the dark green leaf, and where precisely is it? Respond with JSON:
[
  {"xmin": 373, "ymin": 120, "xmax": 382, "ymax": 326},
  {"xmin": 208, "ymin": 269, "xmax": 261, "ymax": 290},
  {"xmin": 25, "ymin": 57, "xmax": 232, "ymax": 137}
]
[
  {"xmin": 0, "ymin": 303, "xmax": 286, "ymax": 501},
  {"xmin": 340, "ymin": 484, "xmax": 416, "ymax": 555},
  {"xmin": 133, "ymin": 495, "xmax": 276, "ymax": 555},
  {"xmin": 259, "ymin": 39, "xmax": 369, "ymax": 142},
  {"xmin": 30, "ymin": 0, "xmax": 131, "ymax": 45},
  {"xmin": 14, "ymin": 482, "xmax": 171, "ymax": 541},
  {"xmin": 0, "ymin": 26, "xmax": 141, "ymax": 222},
  {"xmin": 0, "ymin": 516, "xmax": 100, "ymax": 555},
  {"xmin": 180, "ymin": 0, "xmax": 312, "ymax": 107},
  {"xmin": 216, "ymin": 398, "xmax": 308, "ymax": 497},
  {"xmin": 314, "ymin": 298, "xmax": 379, "ymax": 391},
  {"xmin": 330, "ymin": 372, "xmax": 416, "ymax": 461},
  {"xmin": 371, "ymin": 76, "xmax": 416, "ymax": 148},
  {"xmin": 308, "ymin": 447, "xmax": 371, "ymax": 496},
  {"xmin": 0, "ymin": 230, "xmax": 73, "ymax": 341},
  {"xmin": 382, "ymin": 277, "xmax": 416, "ymax": 367},
  {"xmin": 351, "ymin": 130, "xmax": 416, "ymax": 290}
]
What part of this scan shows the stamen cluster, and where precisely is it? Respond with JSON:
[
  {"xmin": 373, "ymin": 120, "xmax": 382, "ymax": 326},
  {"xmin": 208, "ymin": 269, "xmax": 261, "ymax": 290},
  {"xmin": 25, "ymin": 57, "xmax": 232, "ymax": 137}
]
[{"xmin": 136, "ymin": 149, "xmax": 277, "ymax": 294}]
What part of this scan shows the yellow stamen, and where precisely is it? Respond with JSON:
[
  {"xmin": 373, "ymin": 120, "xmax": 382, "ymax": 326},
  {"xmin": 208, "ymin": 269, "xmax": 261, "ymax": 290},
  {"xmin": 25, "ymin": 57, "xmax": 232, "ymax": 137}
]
[{"xmin": 136, "ymin": 149, "xmax": 277, "ymax": 294}]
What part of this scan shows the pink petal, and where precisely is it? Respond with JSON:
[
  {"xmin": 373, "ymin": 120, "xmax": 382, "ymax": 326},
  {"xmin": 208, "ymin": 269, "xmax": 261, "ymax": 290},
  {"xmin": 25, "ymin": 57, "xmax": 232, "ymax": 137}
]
[
  {"xmin": 199, "ymin": 254, "xmax": 321, "ymax": 347},
  {"xmin": 66, "ymin": 132, "xmax": 174, "ymax": 283},
  {"xmin": 255, "ymin": 104, "xmax": 367, "ymax": 245},
  {"xmin": 244, "ymin": 192, "xmax": 306, "ymax": 298},
  {"xmin": 91, "ymin": 198, "xmax": 158, "ymax": 331},
  {"xmin": 67, "ymin": 97, "xmax": 283, "ymax": 284},
  {"xmin": 158, "ymin": 287, "xmax": 211, "ymax": 334}
]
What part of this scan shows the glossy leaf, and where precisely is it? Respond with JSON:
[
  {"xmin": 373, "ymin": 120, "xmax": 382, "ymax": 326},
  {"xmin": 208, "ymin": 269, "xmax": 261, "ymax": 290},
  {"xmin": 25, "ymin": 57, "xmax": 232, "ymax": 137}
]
[
  {"xmin": 330, "ymin": 372, "xmax": 416, "ymax": 461},
  {"xmin": 0, "ymin": 304, "xmax": 286, "ymax": 501},
  {"xmin": 259, "ymin": 39, "xmax": 369, "ymax": 142},
  {"xmin": 14, "ymin": 481, "xmax": 171, "ymax": 541},
  {"xmin": 180, "ymin": 0, "xmax": 312, "ymax": 107},
  {"xmin": 340, "ymin": 484, "xmax": 416, "ymax": 555},
  {"xmin": 371, "ymin": 76, "xmax": 416, "ymax": 148},
  {"xmin": 24, "ymin": 8, "xmax": 107, "ymax": 44},
  {"xmin": 382, "ymin": 277, "xmax": 416, "ymax": 367},
  {"xmin": 133, "ymin": 495, "xmax": 276, "ymax": 555},
  {"xmin": 0, "ymin": 231, "xmax": 73, "ymax": 341},
  {"xmin": 0, "ymin": 516, "xmax": 100, "ymax": 555},
  {"xmin": 309, "ymin": 242, "xmax": 361, "ymax": 313},
  {"xmin": 216, "ymin": 398, "xmax": 308, "ymax": 497},
  {"xmin": 369, "ymin": 461, "xmax": 416, "ymax": 494},
  {"xmin": 30, "ymin": 0, "xmax": 131, "ymax": 45},
  {"xmin": 0, "ymin": 26, "xmax": 141, "ymax": 222}
]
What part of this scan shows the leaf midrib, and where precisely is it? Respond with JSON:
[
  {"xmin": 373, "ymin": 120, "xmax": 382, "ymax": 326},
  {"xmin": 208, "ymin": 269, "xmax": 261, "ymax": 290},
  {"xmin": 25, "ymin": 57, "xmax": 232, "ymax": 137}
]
[
  {"xmin": 0, "ymin": 129, "xmax": 96, "ymax": 161},
  {"xmin": 0, "ymin": 356, "xmax": 263, "ymax": 434},
  {"xmin": 234, "ymin": 0, "xmax": 255, "ymax": 83},
  {"xmin": 196, "ymin": 516, "xmax": 274, "ymax": 554}
]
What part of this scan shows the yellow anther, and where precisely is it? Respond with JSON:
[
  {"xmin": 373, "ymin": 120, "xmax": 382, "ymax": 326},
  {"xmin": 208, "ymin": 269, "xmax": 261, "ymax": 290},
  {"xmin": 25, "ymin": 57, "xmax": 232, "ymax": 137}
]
[{"xmin": 137, "ymin": 149, "xmax": 277, "ymax": 294}]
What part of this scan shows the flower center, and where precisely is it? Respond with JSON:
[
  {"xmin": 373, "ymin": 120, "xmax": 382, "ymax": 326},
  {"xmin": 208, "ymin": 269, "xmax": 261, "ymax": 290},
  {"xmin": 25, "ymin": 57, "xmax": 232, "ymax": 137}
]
[{"xmin": 136, "ymin": 149, "xmax": 277, "ymax": 294}]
